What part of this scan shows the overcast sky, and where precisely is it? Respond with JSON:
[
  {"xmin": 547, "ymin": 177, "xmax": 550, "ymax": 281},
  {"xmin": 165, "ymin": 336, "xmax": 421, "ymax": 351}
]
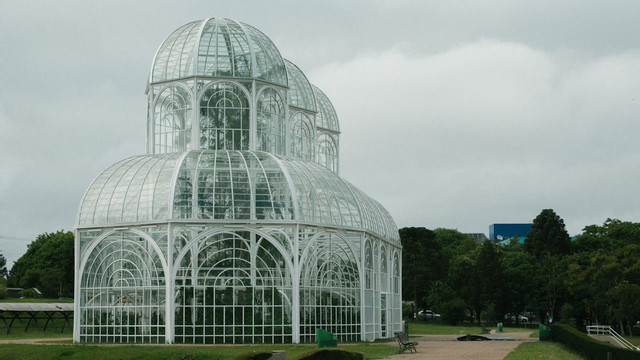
[{"xmin": 1, "ymin": 0, "xmax": 639, "ymax": 267}]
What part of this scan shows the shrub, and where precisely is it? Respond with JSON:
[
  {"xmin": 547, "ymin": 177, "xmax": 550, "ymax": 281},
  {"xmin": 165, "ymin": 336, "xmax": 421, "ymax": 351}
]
[
  {"xmin": 20, "ymin": 288, "xmax": 39, "ymax": 298},
  {"xmin": 440, "ymin": 298, "xmax": 467, "ymax": 325},
  {"xmin": 232, "ymin": 352, "xmax": 273, "ymax": 360},
  {"xmin": 0, "ymin": 284, "xmax": 7, "ymax": 299},
  {"xmin": 402, "ymin": 302, "xmax": 413, "ymax": 318},
  {"xmin": 296, "ymin": 349, "xmax": 365, "ymax": 360},
  {"xmin": 550, "ymin": 323, "xmax": 640, "ymax": 360}
]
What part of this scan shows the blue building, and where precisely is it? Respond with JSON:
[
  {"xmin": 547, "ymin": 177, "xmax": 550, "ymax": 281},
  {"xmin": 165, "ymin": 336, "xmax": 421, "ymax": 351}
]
[{"xmin": 489, "ymin": 223, "xmax": 532, "ymax": 242}]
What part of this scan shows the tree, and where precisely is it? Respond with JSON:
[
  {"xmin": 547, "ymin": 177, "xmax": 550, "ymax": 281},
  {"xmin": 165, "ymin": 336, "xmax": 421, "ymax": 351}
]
[
  {"xmin": 501, "ymin": 245, "xmax": 538, "ymax": 324},
  {"xmin": 448, "ymin": 253, "xmax": 476, "ymax": 319},
  {"xmin": 8, "ymin": 231, "xmax": 74, "ymax": 298},
  {"xmin": 0, "ymin": 253, "xmax": 7, "ymax": 279},
  {"xmin": 565, "ymin": 219, "xmax": 640, "ymax": 329},
  {"xmin": 525, "ymin": 209, "xmax": 571, "ymax": 258},
  {"xmin": 473, "ymin": 241, "xmax": 505, "ymax": 324},
  {"xmin": 400, "ymin": 227, "xmax": 442, "ymax": 311},
  {"xmin": 607, "ymin": 282, "xmax": 640, "ymax": 336}
]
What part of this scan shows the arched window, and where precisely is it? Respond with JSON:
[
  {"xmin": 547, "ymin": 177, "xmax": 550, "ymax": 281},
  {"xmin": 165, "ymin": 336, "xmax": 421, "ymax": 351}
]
[
  {"xmin": 316, "ymin": 133, "xmax": 337, "ymax": 172},
  {"xmin": 154, "ymin": 85, "xmax": 192, "ymax": 154},
  {"xmin": 380, "ymin": 245, "xmax": 388, "ymax": 293},
  {"xmin": 365, "ymin": 240, "xmax": 373, "ymax": 290},
  {"xmin": 299, "ymin": 233, "xmax": 360, "ymax": 343},
  {"xmin": 79, "ymin": 231, "xmax": 166, "ymax": 343},
  {"xmin": 199, "ymin": 82, "xmax": 250, "ymax": 150},
  {"xmin": 393, "ymin": 251, "xmax": 400, "ymax": 294},
  {"xmin": 289, "ymin": 113, "xmax": 314, "ymax": 160},
  {"xmin": 174, "ymin": 231, "xmax": 292, "ymax": 344},
  {"xmin": 257, "ymin": 88, "xmax": 285, "ymax": 154}
]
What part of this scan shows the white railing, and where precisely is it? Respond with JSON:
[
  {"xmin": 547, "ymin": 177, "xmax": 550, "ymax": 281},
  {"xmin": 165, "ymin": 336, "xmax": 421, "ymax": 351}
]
[{"xmin": 586, "ymin": 325, "xmax": 640, "ymax": 351}]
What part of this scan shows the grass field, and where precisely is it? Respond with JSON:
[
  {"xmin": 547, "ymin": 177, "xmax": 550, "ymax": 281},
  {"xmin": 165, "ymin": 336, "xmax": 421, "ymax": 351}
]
[
  {"xmin": 0, "ymin": 342, "xmax": 398, "ymax": 360},
  {"xmin": 626, "ymin": 336, "xmax": 640, "ymax": 345},
  {"xmin": 505, "ymin": 342, "xmax": 585, "ymax": 360}
]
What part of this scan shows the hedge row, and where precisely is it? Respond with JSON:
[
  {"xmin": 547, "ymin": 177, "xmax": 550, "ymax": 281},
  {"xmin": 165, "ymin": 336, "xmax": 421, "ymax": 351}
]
[
  {"xmin": 296, "ymin": 349, "xmax": 365, "ymax": 360},
  {"xmin": 232, "ymin": 352, "xmax": 273, "ymax": 360},
  {"xmin": 233, "ymin": 349, "xmax": 365, "ymax": 360},
  {"xmin": 550, "ymin": 324, "xmax": 640, "ymax": 360}
]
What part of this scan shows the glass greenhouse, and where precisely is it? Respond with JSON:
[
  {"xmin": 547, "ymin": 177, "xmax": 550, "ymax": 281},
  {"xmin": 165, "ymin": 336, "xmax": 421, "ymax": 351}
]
[{"xmin": 74, "ymin": 18, "xmax": 401, "ymax": 344}]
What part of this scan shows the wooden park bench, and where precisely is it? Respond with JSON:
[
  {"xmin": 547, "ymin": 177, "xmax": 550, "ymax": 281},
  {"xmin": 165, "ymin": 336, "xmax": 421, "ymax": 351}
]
[{"xmin": 394, "ymin": 331, "xmax": 418, "ymax": 353}]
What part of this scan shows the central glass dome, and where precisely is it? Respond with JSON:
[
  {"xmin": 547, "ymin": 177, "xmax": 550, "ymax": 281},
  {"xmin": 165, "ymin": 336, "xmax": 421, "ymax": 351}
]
[
  {"xmin": 146, "ymin": 18, "xmax": 340, "ymax": 173},
  {"xmin": 75, "ymin": 17, "xmax": 401, "ymax": 345},
  {"xmin": 151, "ymin": 18, "xmax": 287, "ymax": 86}
]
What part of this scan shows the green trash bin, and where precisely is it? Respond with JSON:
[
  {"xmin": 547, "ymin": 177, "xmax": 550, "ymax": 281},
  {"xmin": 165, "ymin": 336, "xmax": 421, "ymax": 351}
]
[
  {"xmin": 497, "ymin": 322, "xmax": 503, "ymax": 333},
  {"xmin": 316, "ymin": 328, "xmax": 338, "ymax": 348},
  {"xmin": 539, "ymin": 324, "xmax": 551, "ymax": 341}
]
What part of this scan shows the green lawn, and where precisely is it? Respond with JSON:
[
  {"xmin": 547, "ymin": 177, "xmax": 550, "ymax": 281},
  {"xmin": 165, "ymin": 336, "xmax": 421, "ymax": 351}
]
[
  {"xmin": 625, "ymin": 336, "xmax": 640, "ymax": 346},
  {"xmin": 407, "ymin": 321, "xmax": 534, "ymax": 335},
  {"xmin": 505, "ymin": 341, "xmax": 585, "ymax": 360},
  {"xmin": 0, "ymin": 342, "xmax": 398, "ymax": 360}
]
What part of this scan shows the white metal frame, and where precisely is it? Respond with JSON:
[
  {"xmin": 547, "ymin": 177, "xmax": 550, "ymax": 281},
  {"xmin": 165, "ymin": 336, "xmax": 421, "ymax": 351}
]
[{"xmin": 74, "ymin": 17, "xmax": 401, "ymax": 344}]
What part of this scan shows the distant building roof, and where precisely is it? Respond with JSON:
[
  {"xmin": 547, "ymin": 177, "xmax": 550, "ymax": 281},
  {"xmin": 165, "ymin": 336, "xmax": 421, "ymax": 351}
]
[
  {"xmin": 489, "ymin": 223, "xmax": 532, "ymax": 241},
  {"xmin": 465, "ymin": 233, "xmax": 489, "ymax": 243}
]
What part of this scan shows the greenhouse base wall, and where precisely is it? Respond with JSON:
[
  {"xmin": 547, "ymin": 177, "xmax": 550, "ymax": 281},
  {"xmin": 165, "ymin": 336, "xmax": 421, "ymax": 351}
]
[{"xmin": 73, "ymin": 223, "xmax": 402, "ymax": 344}]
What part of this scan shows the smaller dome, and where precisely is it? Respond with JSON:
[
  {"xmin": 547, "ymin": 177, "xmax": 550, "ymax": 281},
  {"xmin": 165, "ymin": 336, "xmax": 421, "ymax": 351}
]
[
  {"xmin": 312, "ymin": 85, "xmax": 340, "ymax": 132},
  {"xmin": 285, "ymin": 60, "xmax": 316, "ymax": 112},
  {"xmin": 151, "ymin": 18, "xmax": 287, "ymax": 86}
]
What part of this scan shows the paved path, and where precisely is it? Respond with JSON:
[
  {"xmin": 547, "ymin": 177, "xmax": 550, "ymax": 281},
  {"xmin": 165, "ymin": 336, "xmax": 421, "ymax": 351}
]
[
  {"xmin": 0, "ymin": 337, "xmax": 72, "ymax": 344},
  {"xmin": 385, "ymin": 331, "xmax": 537, "ymax": 360}
]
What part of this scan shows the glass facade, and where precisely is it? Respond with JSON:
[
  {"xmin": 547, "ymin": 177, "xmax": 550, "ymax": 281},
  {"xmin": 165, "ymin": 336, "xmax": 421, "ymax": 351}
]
[{"xmin": 75, "ymin": 17, "xmax": 401, "ymax": 344}]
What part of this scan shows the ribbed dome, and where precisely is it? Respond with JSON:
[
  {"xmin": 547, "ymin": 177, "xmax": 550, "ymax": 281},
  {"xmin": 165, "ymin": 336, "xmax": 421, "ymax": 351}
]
[
  {"xmin": 285, "ymin": 60, "xmax": 316, "ymax": 112},
  {"xmin": 77, "ymin": 150, "xmax": 399, "ymax": 243},
  {"xmin": 312, "ymin": 85, "xmax": 340, "ymax": 132},
  {"xmin": 151, "ymin": 18, "xmax": 287, "ymax": 86}
]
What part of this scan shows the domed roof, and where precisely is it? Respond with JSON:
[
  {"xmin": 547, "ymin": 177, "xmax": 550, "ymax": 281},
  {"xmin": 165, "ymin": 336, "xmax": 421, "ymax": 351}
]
[
  {"xmin": 77, "ymin": 150, "xmax": 399, "ymax": 243},
  {"xmin": 151, "ymin": 18, "xmax": 287, "ymax": 86},
  {"xmin": 284, "ymin": 60, "xmax": 316, "ymax": 112},
  {"xmin": 312, "ymin": 85, "xmax": 340, "ymax": 132}
]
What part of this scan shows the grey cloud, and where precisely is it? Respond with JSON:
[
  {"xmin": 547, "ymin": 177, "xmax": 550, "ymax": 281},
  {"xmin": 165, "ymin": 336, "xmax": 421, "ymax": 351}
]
[{"xmin": 1, "ymin": 0, "xmax": 639, "ymax": 266}]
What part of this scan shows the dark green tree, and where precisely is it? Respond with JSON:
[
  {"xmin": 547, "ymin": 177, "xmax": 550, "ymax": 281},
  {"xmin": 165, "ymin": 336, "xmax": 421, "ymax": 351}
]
[
  {"xmin": 500, "ymin": 244, "xmax": 538, "ymax": 324},
  {"xmin": 0, "ymin": 253, "xmax": 7, "ymax": 279},
  {"xmin": 8, "ymin": 231, "xmax": 74, "ymax": 298},
  {"xmin": 400, "ymin": 227, "xmax": 442, "ymax": 312},
  {"xmin": 473, "ymin": 240, "xmax": 505, "ymax": 324},
  {"xmin": 525, "ymin": 209, "xmax": 571, "ymax": 258}
]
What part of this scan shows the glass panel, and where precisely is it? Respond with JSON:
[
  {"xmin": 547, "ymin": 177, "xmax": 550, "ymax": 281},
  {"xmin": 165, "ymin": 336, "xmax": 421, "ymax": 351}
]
[
  {"xmin": 316, "ymin": 133, "xmax": 338, "ymax": 173},
  {"xmin": 312, "ymin": 85, "xmax": 340, "ymax": 132},
  {"xmin": 299, "ymin": 233, "xmax": 360, "ymax": 343},
  {"xmin": 174, "ymin": 231, "xmax": 293, "ymax": 344},
  {"xmin": 79, "ymin": 231, "xmax": 166, "ymax": 343},
  {"xmin": 152, "ymin": 20, "xmax": 201, "ymax": 82},
  {"xmin": 257, "ymin": 88, "xmax": 285, "ymax": 155},
  {"xmin": 198, "ymin": 20, "xmax": 252, "ymax": 78},
  {"xmin": 285, "ymin": 60, "xmax": 315, "ymax": 112},
  {"xmin": 153, "ymin": 85, "xmax": 192, "ymax": 154},
  {"xmin": 289, "ymin": 113, "xmax": 314, "ymax": 161},
  {"xmin": 199, "ymin": 83, "xmax": 250, "ymax": 151}
]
